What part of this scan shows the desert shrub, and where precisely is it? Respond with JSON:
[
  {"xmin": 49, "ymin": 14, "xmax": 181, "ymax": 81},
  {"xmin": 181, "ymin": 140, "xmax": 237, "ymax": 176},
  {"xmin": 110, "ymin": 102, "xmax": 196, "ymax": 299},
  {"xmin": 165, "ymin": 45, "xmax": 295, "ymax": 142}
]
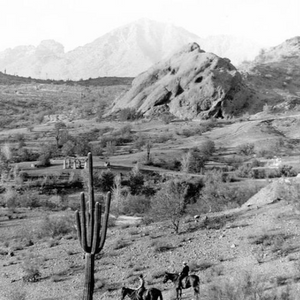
[
  {"xmin": 106, "ymin": 140, "xmax": 117, "ymax": 155},
  {"xmin": 17, "ymin": 190, "xmax": 41, "ymax": 208},
  {"xmin": 104, "ymin": 134, "xmax": 132, "ymax": 147},
  {"xmin": 113, "ymin": 238, "xmax": 131, "ymax": 250},
  {"xmin": 234, "ymin": 159, "xmax": 265, "ymax": 179},
  {"xmin": 117, "ymin": 124, "xmax": 132, "ymax": 135},
  {"xmin": 38, "ymin": 145, "xmax": 55, "ymax": 166},
  {"xmin": 234, "ymin": 164, "xmax": 254, "ymax": 178},
  {"xmin": 148, "ymin": 157, "xmax": 181, "ymax": 171},
  {"xmin": 278, "ymin": 165, "xmax": 297, "ymax": 177},
  {"xmin": 73, "ymin": 137, "xmax": 92, "ymax": 156},
  {"xmin": 128, "ymin": 171, "xmax": 145, "ymax": 195},
  {"xmin": 181, "ymin": 141, "xmax": 215, "ymax": 173},
  {"xmin": 120, "ymin": 194, "xmax": 151, "ymax": 215},
  {"xmin": 91, "ymin": 143, "xmax": 104, "ymax": 156},
  {"xmin": 107, "ymin": 217, "xmax": 116, "ymax": 228},
  {"xmin": 181, "ymin": 147, "xmax": 208, "ymax": 173},
  {"xmin": 177, "ymin": 127, "xmax": 203, "ymax": 137},
  {"xmin": 208, "ymin": 272, "xmax": 296, "ymax": 300},
  {"xmin": 151, "ymin": 240, "xmax": 174, "ymax": 252},
  {"xmin": 237, "ymin": 143, "xmax": 255, "ymax": 156},
  {"xmin": 152, "ymin": 133, "xmax": 174, "ymax": 143},
  {"xmin": 133, "ymin": 135, "xmax": 147, "ymax": 150},
  {"xmin": 198, "ymin": 139, "xmax": 215, "ymax": 156},
  {"xmin": 2, "ymin": 188, "xmax": 18, "ymax": 208},
  {"xmin": 192, "ymin": 170, "xmax": 260, "ymax": 214},
  {"xmin": 13, "ymin": 147, "xmax": 39, "ymax": 162},
  {"xmin": 61, "ymin": 140, "xmax": 76, "ymax": 156},
  {"xmin": 160, "ymin": 113, "xmax": 174, "ymax": 124},
  {"xmin": 22, "ymin": 258, "xmax": 41, "ymax": 283},
  {"xmin": 222, "ymin": 155, "xmax": 250, "ymax": 170},
  {"xmin": 118, "ymin": 108, "xmax": 142, "ymax": 121},
  {"xmin": 2, "ymin": 188, "xmax": 41, "ymax": 209},
  {"xmin": 36, "ymin": 214, "xmax": 75, "ymax": 239},
  {"xmin": 256, "ymin": 149, "xmax": 275, "ymax": 159},
  {"xmin": 250, "ymin": 168, "xmax": 267, "ymax": 179}
]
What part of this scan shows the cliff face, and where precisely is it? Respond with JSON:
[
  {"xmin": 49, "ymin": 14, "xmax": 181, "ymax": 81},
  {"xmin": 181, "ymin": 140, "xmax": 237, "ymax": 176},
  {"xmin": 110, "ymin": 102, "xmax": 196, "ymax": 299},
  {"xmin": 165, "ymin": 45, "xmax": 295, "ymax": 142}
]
[{"xmin": 111, "ymin": 43, "xmax": 257, "ymax": 120}]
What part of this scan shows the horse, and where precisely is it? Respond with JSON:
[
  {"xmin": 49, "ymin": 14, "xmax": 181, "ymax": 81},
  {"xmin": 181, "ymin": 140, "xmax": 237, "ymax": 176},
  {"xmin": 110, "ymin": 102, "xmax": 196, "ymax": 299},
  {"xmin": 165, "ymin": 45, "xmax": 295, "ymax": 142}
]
[
  {"xmin": 121, "ymin": 286, "xmax": 163, "ymax": 300},
  {"xmin": 162, "ymin": 272, "xmax": 200, "ymax": 300}
]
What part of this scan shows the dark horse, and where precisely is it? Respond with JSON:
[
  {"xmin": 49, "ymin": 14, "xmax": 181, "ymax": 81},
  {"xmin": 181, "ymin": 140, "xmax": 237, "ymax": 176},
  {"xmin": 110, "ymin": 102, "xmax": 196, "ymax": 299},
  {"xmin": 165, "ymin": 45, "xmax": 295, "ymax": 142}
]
[
  {"xmin": 163, "ymin": 272, "xmax": 200, "ymax": 300},
  {"xmin": 121, "ymin": 286, "xmax": 163, "ymax": 300}
]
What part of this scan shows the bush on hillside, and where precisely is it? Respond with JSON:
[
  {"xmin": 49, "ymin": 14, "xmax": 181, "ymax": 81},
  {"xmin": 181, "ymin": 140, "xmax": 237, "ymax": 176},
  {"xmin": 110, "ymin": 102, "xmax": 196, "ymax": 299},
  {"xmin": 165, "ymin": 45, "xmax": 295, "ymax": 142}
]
[
  {"xmin": 36, "ymin": 214, "xmax": 75, "ymax": 238},
  {"xmin": 128, "ymin": 171, "xmax": 145, "ymax": 195},
  {"xmin": 149, "ymin": 180, "xmax": 187, "ymax": 233},
  {"xmin": 119, "ymin": 194, "xmax": 151, "ymax": 215},
  {"xmin": 160, "ymin": 113, "xmax": 174, "ymax": 124},
  {"xmin": 181, "ymin": 148, "xmax": 207, "ymax": 173},
  {"xmin": 118, "ymin": 108, "xmax": 142, "ymax": 121},
  {"xmin": 237, "ymin": 143, "xmax": 255, "ymax": 156},
  {"xmin": 190, "ymin": 170, "xmax": 260, "ymax": 214}
]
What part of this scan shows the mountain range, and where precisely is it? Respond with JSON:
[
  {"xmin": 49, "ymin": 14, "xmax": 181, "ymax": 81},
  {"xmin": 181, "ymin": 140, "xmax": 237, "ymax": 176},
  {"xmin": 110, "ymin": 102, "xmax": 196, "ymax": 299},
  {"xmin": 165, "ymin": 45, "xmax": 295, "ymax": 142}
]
[{"xmin": 0, "ymin": 19, "xmax": 264, "ymax": 80}]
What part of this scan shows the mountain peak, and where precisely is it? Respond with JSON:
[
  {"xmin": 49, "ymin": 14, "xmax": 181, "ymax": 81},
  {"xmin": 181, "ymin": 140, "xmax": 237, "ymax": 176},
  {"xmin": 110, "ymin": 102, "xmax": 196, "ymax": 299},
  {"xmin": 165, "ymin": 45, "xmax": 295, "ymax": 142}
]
[{"xmin": 0, "ymin": 19, "xmax": 272, "ymax": 79}]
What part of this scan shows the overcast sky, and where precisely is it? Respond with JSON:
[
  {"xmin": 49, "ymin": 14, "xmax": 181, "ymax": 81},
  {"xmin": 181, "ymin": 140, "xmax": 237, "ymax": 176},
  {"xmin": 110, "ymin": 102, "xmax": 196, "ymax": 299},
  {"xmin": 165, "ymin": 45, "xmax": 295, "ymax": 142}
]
[{"xmin": 0, "ymin": 0, "xmax": 299, "ymax": 52}]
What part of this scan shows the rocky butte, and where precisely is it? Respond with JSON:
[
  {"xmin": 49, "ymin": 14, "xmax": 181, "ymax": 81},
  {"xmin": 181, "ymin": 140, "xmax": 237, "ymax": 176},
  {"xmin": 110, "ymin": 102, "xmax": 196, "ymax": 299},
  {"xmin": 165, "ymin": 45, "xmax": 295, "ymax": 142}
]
[{"xmin": 111, "ymin": 42, "xmax": 257, "ymax": 120}]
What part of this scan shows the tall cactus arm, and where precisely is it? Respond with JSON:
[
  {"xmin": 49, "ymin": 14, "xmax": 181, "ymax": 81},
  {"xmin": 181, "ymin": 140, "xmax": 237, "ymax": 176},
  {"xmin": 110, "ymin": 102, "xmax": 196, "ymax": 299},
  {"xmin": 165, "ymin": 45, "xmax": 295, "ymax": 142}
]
[
  {"xmin": 91, "ymin": 202, "xmax": 101, "ymax": 254},
  {"xmin": 88, "ymin": 153, "xmax": 95, "ymax": 248},
  {"xmin": 75, "ymin": 210, "xmax": 82, "ymax": 248},
  {"xmin": 79, "ymin": 192, "xmax": 89, "ymax": 252},
  {"xmin": 98, "ymin": 192, "xmax": 111, "ymax": 252},
  {"xmin": 75, "ymin": 193, "xmax": 89, "ymax": 252}
]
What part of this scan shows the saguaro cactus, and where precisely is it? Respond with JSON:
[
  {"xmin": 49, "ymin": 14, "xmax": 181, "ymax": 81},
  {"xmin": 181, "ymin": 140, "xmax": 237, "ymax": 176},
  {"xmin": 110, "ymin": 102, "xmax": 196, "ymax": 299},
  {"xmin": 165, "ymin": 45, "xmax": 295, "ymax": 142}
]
[{"xmin": 75, "ymin": 153, "xmax": 111, "ymax": 300}]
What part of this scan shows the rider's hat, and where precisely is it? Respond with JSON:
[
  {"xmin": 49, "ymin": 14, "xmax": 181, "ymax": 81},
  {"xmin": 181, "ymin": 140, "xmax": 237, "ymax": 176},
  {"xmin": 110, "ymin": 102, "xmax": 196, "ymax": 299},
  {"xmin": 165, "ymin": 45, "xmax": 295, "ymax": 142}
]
[{"xmin": 183, "ymin": 261, "xmax": 187, "ymax": 265}]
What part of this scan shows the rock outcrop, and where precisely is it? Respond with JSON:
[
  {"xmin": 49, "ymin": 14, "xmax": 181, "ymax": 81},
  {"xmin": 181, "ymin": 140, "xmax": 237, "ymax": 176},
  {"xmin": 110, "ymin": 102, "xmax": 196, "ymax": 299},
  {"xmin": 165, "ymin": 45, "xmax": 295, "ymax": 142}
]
[{"xmin": 111, "ymin": 43, "xmax": 256, "ymax": 119}]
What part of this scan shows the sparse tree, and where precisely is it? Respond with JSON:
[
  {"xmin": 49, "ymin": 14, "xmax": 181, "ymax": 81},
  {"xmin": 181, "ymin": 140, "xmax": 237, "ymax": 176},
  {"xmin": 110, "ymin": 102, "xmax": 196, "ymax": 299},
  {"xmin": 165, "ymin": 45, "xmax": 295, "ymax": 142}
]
[
  {"xmin": 181, "ymin": 148, "xmax": 207, "ymax": 173},
  {"xmin": 111, "ymin": 174, "xmax": 122, "ymax": 217},
  {"xmin": 150, "ymin": 180, "xmax": 187, "ymax": 233},
  {"xmin": 106, "ymin": 141, "xmax": 116, "ymax": 156},
  {"xmin": 54, "ymin": 122, "xmax": 67, "ymax": 148}
]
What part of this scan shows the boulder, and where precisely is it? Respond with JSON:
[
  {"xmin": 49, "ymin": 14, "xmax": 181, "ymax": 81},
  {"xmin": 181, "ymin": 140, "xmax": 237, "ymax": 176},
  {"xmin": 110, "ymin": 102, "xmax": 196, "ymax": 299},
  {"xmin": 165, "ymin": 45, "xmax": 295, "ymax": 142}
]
[{"xmin": 111, "ymin": 42, "xmax": 256, "ymax": 119}]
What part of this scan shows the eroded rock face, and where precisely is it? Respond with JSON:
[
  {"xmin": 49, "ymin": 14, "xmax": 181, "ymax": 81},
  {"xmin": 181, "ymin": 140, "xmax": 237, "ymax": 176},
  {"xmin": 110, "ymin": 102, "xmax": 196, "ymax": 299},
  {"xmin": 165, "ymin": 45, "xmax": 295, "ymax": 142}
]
[{"xmin": 111, "ymin": 43, "xmax": 256, "ymax": 119}]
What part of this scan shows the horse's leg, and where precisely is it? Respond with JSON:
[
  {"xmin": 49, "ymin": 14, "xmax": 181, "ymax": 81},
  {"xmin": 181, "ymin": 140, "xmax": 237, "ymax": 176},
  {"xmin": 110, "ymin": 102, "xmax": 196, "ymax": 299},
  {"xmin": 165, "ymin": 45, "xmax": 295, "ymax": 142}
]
[
  {"xmin": 160, "ymin": 291, "xmax": 163, "ymax": 300},
  {"xmin": 194, "ymin": 285, "xmax": 200, "ymax": 300},
  {"xmin": 179, "ymin": 288, "xmax": 182, "ymax": 300}
]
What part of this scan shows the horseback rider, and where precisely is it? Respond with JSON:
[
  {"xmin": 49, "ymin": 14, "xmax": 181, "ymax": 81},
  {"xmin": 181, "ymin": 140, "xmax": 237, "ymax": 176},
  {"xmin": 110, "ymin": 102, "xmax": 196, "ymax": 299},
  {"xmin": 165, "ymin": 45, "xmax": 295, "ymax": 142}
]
[
  {"xmin": 178, "ymin": 262, "xmax": 189, "ymax": 289},
  {"xmin": 136, "ymin": 274, "xmax": 146, "ymax": 300}
]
